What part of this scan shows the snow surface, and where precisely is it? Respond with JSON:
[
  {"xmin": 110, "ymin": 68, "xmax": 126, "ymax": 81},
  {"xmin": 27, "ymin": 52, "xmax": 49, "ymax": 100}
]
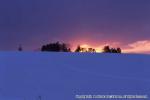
[{"xmin": 0, "ymin": 52, "xmax": 150, "ymax": 100}]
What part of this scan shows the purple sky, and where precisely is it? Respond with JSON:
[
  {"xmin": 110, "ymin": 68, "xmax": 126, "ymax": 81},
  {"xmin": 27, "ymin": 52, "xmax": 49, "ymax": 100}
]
[{"xmin": 0, "ymin": 0, "xmax": 150, "ymax": 53}]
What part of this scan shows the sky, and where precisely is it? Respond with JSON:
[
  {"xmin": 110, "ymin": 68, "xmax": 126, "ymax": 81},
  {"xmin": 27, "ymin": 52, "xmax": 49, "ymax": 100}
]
[{"xmin": 0, "ymin": 0, "xmax": 150, "ymax": 53}]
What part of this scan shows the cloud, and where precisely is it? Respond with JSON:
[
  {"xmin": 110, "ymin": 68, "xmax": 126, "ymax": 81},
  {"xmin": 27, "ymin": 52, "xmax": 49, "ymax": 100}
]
[{"xmin": 123, "ymin": 40, "xmax": 150, "ymax": 54}]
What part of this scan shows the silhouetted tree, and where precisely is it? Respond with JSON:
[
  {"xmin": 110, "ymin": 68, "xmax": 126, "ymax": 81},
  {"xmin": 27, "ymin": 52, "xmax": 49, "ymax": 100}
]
[
  {"xmin": 81, "ymin": 48, "xmax": 87, "ymax": 52},
  {"xmin": 41, "ymin": 42, "xmax": 71, "ymax": 52},
  {"xmin": 61, "ymin": 43, "xmax": 70, "ymax": 52},
  {"xmin": 110, "ymin": 48, "xmax": 118, "ymax": 53},
  {"xmin": 117, "ymin": 47, "xmax": 121, "ymax": 53},
  {"xmin": 88, "ymin": 48, "xmax": 96, "ymax": 53},
  {"xmin": 75, "ymin": 45, "xmax": 81, "ymax": 52},
  {"xmin": 103, "ymin": 46, "xmax": 111, "ymax": 53},
  {"xmin": 75, "ymin": 46, "xmax": 96, "ymax": 53},
  {"xmin": 18, "ymin": 45, "xmax": 23, "ymax": 51},
  {"xmin": 68, "ymin": 48, "xmax": 71, "ymax": 52},
  {"xmin": 93, "ymin": 49, "xmax": 96, "ymax": 52},
  {"xmin": 103, "ymin": 46, "xmax": 121, "ymax": 53},
  {"xmin": 88, "ymin": 48, "xmax": 93, "ymax": 52}
]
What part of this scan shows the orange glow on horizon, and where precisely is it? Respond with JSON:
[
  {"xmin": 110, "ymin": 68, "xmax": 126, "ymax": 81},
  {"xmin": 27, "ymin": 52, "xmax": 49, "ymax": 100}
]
[
  {"xmin": 70, "ymin": 39, "xmax": 150, "ymax": 54},
  {"xmin": 71, "ymin": 40, "xmax": 122, "ymax": 53},
  {"xmin": 70, "ymin": 36, "xmax": 122, "ymax": 53},
  {"xmin": 77, "ymin": 44, "xmax": 103, "ymax": 52}
]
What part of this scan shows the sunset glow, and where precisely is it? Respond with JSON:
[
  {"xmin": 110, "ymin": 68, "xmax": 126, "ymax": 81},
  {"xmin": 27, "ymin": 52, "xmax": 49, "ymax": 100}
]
[
  {"xmin": 123, "ymin": 40, "xmax": 150, "ymax": 54},
  {"xmin": 70, "ymin": 39, "xmax": 150, "ymax": 54},
  {"xmin": 80, "ymin": 44, "xmax": 103, "ymax": 52},
  {"xmin": 0, "ymin": 0, "xmax": 150, "ymax": 54}
]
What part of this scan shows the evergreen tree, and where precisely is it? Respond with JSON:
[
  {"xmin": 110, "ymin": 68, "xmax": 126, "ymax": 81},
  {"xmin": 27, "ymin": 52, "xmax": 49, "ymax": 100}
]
[
  {"xmin": 75, "ymin": 45, "xmax": 81, "ymax": 52},
  {"xmin": 103, "ymin": 46, "xmax": 111, "ymax": 53},
  {"xmin": 41, "ymin": 42, "xmax": 71, "ymax": 52},
  {"xmin": 117, "ymin": 47, "xmax": 121, "ymax": 53},
  {"xmin": 18, "ymin": 45, "xmax": 23, "ymax": 51},
  {"xmin": 110, "ymin": 48, "xmax": 118, "ymax": 53},
  {"xmin": 88, "ymin": 48, "xmax": 96, "ymax": 53}
]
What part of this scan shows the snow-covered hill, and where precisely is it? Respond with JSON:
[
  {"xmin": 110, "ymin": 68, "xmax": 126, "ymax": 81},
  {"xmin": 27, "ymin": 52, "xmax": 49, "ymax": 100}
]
[{"xmin": 0, "ymin": 52, "xmax": 150, "ymax": 100}]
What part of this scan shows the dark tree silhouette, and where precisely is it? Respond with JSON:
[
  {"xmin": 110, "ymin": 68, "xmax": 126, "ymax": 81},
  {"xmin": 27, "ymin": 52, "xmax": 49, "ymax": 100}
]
[
  {"xmin": 110, "ymin": 48, "xmax": 118, "ymax": 53},
  {"xmin": 103, "ymin": 46, "xmax": 122, "ymax": 53},
  {"xmin": 41, "ymin": 42, "xmax": 71, "ymax": 52},
  {"xmin": 93, "ymin": 49, "xmax": 96, "ymax": 52},
  {"xmin": 81, "ymin": 48, "xmax": 87, "ymax": 52},
  {"xmin": 75, "ymin": 45, "xmax": 88, "ymax": 52},
  {"xmin": 88, "ymin": 48, "xmax": 96, "ymax": 53},
  {"xmin": 41, "ymin": 42, "xmax": 121, "ymax": 53},
  {"xmin": 75, "ymin": 46, "xmax": 96, "ymax": 53},
  {"xmin": 18, "ymin": 45, "xmax": 23, "ymax": 51},
  {"xmin": 103, "ymin": 46, "xmax": 111, "ymax": 53},
  {"xmin": 117, "ymin": 47, "xmax": 121, "ymax": 53},
  {"xmin": 88, "ymin": 48, "xmax": 93, "ymax": 52},
  {"xmin": 61, "ymin": 43, "xmax": 69, "ymax": 52},
  {"xmin": 75, "ymin": 45, "xmax": 81, "ymax": 52}
]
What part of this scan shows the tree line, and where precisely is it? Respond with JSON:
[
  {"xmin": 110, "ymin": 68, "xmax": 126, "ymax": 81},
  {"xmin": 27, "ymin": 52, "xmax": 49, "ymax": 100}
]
[
  {"xmin": 103, "ymin": 46, "xmax": 121, "ymax": 53},
  {"xmin": 41, "ymin": 41, "xmax": 71, "ymax": 52},
  {"xmin": 18, "ymin": 41, "xmax": 122, "ymax": 53},
  {"xmin": 40, "ymin": 41, "xmax": 121, "ymax": 53}
]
